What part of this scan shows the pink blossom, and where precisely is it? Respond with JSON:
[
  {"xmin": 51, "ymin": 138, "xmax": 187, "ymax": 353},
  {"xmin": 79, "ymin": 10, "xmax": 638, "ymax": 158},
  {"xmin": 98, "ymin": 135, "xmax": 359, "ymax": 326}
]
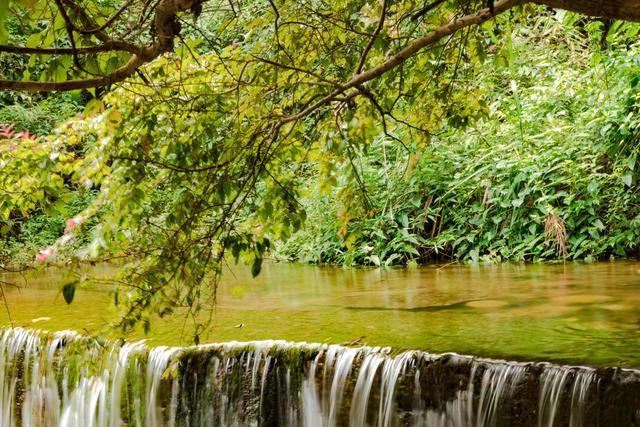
[
  {"xmin": 64, "ymin": 217, "xmax": 84, "ymax": 234},
  {"xmin": 65, "ymin": 218, "xmax": 78, "ymax": 234},
  {"xmin": 36, "ymin": 247, "xmax": 54, "ymax": 263}
]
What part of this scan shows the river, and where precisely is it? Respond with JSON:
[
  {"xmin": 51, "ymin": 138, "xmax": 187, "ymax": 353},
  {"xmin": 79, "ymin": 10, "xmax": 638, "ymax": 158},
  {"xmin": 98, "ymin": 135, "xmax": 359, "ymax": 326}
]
[{"xmin": 1, "ymin": 261, "xmax": 639, "ymax": 367}]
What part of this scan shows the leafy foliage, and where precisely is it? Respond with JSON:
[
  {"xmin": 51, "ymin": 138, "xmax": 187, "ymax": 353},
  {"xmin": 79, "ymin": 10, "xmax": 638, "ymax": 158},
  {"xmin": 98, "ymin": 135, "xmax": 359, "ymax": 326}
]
[
  {"xmin": 0, "ymin": 0, "xmax": 204, "ymax": 91},
  {"xmin": 278, "ymin": 12, "xmax": 640, "ymax": 266},
  {"xmin": 0, "ymin": 94, "xmax": 81, "ymax": 135},
  {"xmin": 0, "ymin": 0, "xmax": 498, "ymax": 333},
  {"xmin": 1, "ymin": 2, "xmax": 640, "ymax": 338}
]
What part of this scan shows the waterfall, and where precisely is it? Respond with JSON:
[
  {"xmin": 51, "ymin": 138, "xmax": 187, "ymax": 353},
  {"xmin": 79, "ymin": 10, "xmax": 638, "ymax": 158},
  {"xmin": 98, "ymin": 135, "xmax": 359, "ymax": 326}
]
[{"xmin": 0, "ymin": 327, "xmax": 638, "ymax": 426}]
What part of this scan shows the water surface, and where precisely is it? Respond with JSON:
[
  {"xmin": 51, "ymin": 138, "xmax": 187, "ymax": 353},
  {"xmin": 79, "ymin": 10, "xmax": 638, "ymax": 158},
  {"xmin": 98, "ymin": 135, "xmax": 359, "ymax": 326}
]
[{"xmin": 1, "ymin": 261, "xmax": 639, "ymax": 367}]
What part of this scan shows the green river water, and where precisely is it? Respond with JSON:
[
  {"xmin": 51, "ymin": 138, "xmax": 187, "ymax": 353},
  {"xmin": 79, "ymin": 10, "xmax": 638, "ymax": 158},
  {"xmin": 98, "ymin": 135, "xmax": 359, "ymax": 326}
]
[{"xmin": 1, "ymin": 261, "xmax": 639, "ymax": 367}]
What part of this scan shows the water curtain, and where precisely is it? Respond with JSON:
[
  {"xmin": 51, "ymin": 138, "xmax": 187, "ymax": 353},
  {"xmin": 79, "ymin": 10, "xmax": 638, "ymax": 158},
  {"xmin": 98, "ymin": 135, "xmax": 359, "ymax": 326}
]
[{"xmin": 0, "ymin": 328, "xmax": 638, "ymax": 426}]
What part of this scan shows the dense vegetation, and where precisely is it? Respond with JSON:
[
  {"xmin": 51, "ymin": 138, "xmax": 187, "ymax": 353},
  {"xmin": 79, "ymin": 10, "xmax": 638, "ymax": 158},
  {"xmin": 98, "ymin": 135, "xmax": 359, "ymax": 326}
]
[
  {"xmin": 1, "ymin": 1, "xmax": 640, "ymax": 337},
  {"xmin": 279, "ymin": 15, "xmax": 640, "ymax": 265}
]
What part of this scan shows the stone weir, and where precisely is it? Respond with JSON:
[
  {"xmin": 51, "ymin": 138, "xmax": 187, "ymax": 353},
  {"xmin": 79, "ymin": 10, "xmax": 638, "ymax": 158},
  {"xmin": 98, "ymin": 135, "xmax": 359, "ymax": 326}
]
[{"xmin": 0, "ymin": 327, "xmax": 638, "ymax": 426}]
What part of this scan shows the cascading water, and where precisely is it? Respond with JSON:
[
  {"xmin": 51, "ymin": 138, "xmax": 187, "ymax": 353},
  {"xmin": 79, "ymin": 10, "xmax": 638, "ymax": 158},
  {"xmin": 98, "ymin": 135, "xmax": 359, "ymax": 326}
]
[{"xmin": 0, "ymin": 327, "xmax": 638, "ymax": 427}]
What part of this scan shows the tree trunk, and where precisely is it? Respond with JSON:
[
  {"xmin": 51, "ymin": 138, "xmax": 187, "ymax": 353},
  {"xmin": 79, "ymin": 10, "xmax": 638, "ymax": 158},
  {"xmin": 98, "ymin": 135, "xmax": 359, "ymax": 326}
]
[{"xmin": 534, "ymin": 0, "xmax": 640, "ymax": 22}]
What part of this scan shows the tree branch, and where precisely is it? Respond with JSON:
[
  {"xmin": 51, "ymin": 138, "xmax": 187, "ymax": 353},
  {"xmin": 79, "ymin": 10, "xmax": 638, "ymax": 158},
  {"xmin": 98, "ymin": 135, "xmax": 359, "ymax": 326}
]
[
  {"xmin": 4, "ymin": 0, "xmax": 640, "ymax": 93},
  {"xmin": 0, "ymin": 0, "xmax": 203, "ymax": 92},
  {"xmin": 411, "ymin": 0, "xmax": 447, "ymax": 21},
  {"xmin": 0, "ymin": 43, "xmax": 136, "ymax": 55},
  {"xmin": 0, "ymin": 54, "xmax": 146, "ymax": 91},
  {"xmin": 54, "ymin": 0, "xmax": 88, "ymax": 72},
  {"xmin": 533, "ymin": 0, "xmax": 640, "ymax": 22},
  {"xmin": 252, "ymin": 55, "xmax": 339, "ymax": 87},
  {"xmin": 283, "ymin": 0, "xmax": 525, "ymax": 123},
  {"xmin": 355, "ymin": 0, "xmax": 387, "ymax": 75},
  {"xmin": 77, "ymin": 0, "xmax": 138, "ymax": 34}
]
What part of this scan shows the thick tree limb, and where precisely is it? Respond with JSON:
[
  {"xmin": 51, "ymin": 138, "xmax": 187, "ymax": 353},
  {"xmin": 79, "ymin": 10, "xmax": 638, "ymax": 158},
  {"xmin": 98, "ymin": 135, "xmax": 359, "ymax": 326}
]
[
  {"xmin": 2, "ymin": 0, "xmax": 640, "ymax": 92},
  {"xmin": 0, "ymin": 0, "xmax": 202, "ymax": 92},
  {"xmin": 534, "ymin": 0, "xmax": 640, "ymax": 22},
  {"xmin": 283, "ymin": 0, "xmax": 525, "ymax": 123}
]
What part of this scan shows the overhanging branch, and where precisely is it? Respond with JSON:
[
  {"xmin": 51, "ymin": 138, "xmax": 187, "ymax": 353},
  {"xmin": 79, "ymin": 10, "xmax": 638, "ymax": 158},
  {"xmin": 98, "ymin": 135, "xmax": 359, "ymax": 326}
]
[
  {"xmin": 2, "ymin": 0, "xmax": 640, "ymax": 93},
  {"xmin": 282, "ymin": 0, "xmax": 525, "ymax": 123},
  {"xmin": 0, "ymin": 42, "xmax": 135, "ymax": 55},
  {"xmin": 0, "ymin": 54, "xmax": 145, "ymax": 91},
  {"xmin": 533, "ymin": 0, "xmax": 640, "ymax": 22},
  {"xmin": 0, "ymin": 0, "xmax": 203, "ymax": 92}
]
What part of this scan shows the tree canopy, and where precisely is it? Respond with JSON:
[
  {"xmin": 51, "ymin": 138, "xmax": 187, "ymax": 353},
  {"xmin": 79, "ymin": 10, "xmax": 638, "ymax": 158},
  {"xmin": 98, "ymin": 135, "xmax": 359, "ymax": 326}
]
[
  {"xmin": 2, "ymin": 0, "xmax": 640, "ymax": 339},
  {"xmin": 1, "ymin": 0, "xmax": 640, "ymax": 92}
]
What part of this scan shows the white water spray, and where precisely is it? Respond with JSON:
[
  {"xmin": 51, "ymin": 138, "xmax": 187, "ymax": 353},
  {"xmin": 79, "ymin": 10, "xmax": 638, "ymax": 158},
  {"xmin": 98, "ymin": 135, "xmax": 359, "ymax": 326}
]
[{"xmin": 0, "ymin": 328, "xmax": 634, "ymax": 427}]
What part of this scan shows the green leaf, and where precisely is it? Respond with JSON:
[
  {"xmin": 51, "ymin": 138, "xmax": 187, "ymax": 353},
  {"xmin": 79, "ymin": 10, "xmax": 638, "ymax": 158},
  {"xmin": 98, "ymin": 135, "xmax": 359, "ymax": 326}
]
[
  {"xmin": 62, "ymin": 281, "xmax": 77, "ymax": 305},
  {"xmin": 26, "ymin": 33, "xmax": 41, "ymax": 48},
  {"xmin": 623, "ymin": 174, "xmax": 633, "ymax": 187},
  {"xmin": 251, "ymin": 256, "xmax": 262, "ymax": 278},
  {"xmin": 84, "ymin": 98, "xmax": 105, "ymax": 115},
  {"xmin": 0, "ymin": 0, "xmax": 8, "ymax": 44}
]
